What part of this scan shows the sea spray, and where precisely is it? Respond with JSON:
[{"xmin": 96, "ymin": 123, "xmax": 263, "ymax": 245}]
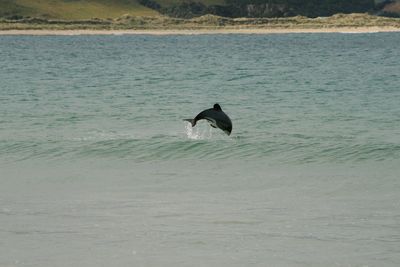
[{"xmin": 184, "ymin": 121, "xmax": 213, "ymax": 140}]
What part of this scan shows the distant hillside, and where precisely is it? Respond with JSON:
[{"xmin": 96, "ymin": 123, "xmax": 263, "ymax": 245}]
[
  {"xmin": 1, "ymin": 0, "xmax": 399, "ymax": 19},
  {"xmin": 155, "ymin": 0, "xmax": 400, "ymax": 18},
  {"xmin": 380, "ymin": 1, "xmax": 400, "ymax": 17},
  {"xmin": 0, "ymin": 0, "xmax": 159, "ymax": 19},
  {"xmin": 157, "ymin": 0, "xmax": 377, "ymax": 18}
]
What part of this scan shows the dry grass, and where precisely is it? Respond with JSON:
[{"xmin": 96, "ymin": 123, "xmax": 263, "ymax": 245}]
[{"xmin": 1, "ymin": 13, "xmax": 400, "ymax": 31}]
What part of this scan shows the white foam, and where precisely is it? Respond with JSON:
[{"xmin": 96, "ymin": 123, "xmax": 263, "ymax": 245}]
[{"xmin": 184, "ymin": 122, "xmax": 213, "ymax": 140}]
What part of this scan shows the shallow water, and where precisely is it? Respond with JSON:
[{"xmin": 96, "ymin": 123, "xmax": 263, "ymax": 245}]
[{"xmin": 1, "ymin": 33, "xmax": 400, "ymax": 266}]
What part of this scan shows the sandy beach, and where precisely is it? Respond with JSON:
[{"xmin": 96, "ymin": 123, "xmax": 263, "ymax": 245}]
[{"xmin": 1, "ymin": 26, "xmax": 400, "ymax": 35}]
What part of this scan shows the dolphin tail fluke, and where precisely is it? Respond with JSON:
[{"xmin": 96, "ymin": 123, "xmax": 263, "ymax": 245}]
[{"xmin": 183, "ymin": 119, "xmax": 196, "ymax": 127}]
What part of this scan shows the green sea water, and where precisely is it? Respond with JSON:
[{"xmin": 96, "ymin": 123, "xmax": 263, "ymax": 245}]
[
  {"xmin": 1, "ymin": 33, "xmax": 399, "ymax": 266},
  {"xmin": 1, "ymin": 33, "xmax": 399, "ymax": 163}
]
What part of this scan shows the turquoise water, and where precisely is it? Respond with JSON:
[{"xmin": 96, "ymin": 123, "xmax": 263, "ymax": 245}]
[
  {"xmin": 1, "ymin": 33, "xmax": 399, "ymax": 163},
  {"xmin": 1, "ymin": 33, "xmax": 400, "ymax": 266}
]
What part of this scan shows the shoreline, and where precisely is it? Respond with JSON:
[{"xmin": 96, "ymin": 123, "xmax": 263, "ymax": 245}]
[{"xmin": 1, "ymin": 26, "xmax": 400, "ymax": 35}]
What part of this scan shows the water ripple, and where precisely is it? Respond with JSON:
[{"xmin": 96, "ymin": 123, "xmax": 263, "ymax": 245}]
[{"xmin": 1, "ymin": 34, "xmax": 399, "ymax": 164}]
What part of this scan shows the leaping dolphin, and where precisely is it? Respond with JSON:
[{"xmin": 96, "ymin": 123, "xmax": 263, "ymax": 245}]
[{"xmin": 184, "ymin": 103, "xmax": 232, "ymax": 135}]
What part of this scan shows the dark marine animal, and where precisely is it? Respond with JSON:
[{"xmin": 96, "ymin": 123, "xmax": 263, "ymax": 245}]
[{"xmin": 184, "ymin": 103, "xmax": 232, "ymax": 135}]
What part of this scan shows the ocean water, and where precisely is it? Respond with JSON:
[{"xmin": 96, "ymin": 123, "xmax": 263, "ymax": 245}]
[{"xmin": 1, "ymin": 33, "xmax": 400, "ymax": 266}]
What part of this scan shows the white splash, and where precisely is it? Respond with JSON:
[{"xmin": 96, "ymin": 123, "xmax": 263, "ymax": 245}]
[{"xmin": 184, "ymin": 122, "xmax": 213, "ymax": 140}]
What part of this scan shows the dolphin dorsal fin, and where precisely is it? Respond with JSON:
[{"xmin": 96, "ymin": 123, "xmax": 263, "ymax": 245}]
[{"xmin": 213, "ymin": 103, "xmax": 222, "ymax": 111}]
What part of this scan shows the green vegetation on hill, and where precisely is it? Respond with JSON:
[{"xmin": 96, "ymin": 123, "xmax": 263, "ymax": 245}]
[
  {"xmin": 159, "ymin": 0, "xmax": 377, "ymax": 18},
  {"xmin": 0, "ymin": 0, "xmax": 158, "ymax": 19},
  {"xmin": 225, "ymin": 0, "xmax": 376, "ymax": 17},
  {"xmin": 0, "ymin": 0, "xmax": 400, "ymax": 20}
]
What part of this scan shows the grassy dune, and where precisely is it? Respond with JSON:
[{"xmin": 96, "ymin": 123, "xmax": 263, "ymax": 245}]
[{"xmin": 1, "ymin": 13, "xmax": 400, "ymax": 31}]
